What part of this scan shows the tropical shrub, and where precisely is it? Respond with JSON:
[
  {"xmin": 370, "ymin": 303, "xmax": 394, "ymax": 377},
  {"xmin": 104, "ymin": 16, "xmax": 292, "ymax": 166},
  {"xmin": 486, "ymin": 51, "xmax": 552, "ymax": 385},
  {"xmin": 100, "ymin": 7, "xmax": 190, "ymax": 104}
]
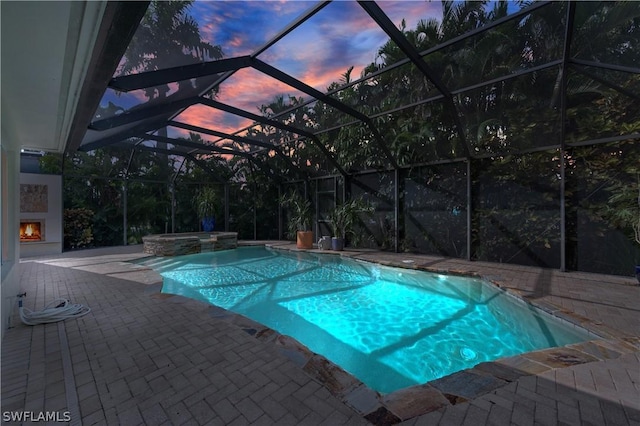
[{"xmin": 63, "ymin": 208, "xmax": 94, "ymax": 249}]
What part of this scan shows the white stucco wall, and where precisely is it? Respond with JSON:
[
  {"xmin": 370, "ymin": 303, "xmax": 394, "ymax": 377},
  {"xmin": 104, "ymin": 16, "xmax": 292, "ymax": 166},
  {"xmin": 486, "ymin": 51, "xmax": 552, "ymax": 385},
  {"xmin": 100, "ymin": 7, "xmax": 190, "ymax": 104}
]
[
  {"xmin": 1, "ymin": 145, "xmax": 21, "ymax": 339},
  {"xmin": 19, "ymin": 173, "xmax": 63, "ymax": 258}
]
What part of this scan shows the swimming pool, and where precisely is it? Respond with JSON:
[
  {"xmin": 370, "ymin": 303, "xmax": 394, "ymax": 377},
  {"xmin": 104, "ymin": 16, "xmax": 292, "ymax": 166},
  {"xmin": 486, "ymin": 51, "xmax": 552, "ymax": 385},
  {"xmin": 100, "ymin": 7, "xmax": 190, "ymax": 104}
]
[{"xmin": 156, "ymin": 246, "xmax": 593, "ymax": 393}]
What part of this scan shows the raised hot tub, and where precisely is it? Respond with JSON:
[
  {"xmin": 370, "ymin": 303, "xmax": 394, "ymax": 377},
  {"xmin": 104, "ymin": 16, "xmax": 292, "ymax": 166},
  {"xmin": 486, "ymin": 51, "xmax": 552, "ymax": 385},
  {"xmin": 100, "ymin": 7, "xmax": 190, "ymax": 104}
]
[{"xmin": 142, "ymin": 232, "xmax": 238, "ymax": 256}]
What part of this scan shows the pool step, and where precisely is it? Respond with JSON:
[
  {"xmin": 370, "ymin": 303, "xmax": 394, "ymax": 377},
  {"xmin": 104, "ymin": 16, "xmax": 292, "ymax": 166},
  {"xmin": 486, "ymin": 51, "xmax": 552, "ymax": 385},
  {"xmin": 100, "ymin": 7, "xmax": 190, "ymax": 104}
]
[{"xmin": 138, "ymin": 257, "xmax": 183, "ymax": 271}]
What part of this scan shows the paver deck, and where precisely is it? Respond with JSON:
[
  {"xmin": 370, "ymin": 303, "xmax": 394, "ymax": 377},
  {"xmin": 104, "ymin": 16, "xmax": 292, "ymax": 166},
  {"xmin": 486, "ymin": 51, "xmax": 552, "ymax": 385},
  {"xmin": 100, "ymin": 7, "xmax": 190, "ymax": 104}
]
[{"xmin": 2, "ymin": 242, "xmax": 638, "ymax": 425}]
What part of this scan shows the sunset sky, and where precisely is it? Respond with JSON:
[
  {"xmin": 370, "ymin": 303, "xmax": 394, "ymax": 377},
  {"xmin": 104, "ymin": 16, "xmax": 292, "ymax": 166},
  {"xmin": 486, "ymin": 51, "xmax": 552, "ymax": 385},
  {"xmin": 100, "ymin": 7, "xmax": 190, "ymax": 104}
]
[{"xmin": 98, "ymin": 1, "xmax": 445, "ymax": 142}]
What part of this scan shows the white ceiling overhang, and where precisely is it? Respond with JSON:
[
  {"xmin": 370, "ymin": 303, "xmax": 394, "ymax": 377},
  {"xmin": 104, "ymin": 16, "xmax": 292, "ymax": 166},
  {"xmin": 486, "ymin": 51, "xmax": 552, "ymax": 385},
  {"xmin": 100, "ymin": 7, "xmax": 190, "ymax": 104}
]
[{"xmin": 1, "ymin": 1, "xmax": 147, "ymax": 154}]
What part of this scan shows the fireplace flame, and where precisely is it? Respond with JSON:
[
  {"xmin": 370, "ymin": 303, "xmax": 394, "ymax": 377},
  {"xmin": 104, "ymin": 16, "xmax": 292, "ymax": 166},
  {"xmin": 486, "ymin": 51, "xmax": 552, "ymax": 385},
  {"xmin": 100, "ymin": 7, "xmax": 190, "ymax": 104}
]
[{"xmin": 20, "ymin": 221, "xmax": 43, "ymax": 242}]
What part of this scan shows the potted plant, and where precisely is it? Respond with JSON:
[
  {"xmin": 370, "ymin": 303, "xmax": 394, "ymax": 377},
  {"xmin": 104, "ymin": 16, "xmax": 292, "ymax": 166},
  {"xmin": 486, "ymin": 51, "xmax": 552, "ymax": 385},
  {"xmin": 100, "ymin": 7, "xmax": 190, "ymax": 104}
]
[
  {"xmin": 604, "ymin": 171, "xmax": 640, "ymax": 283},
  {"xmin": 328, "ymin": 197, "xmax": 374, "ymax": 251},
  {"xmin": 280, "ymin": 191, "xmax": 314, "ymax": 249},
  {"xmin": 194, "ymin": 187, "xmax": 218, "ymax": 232}
]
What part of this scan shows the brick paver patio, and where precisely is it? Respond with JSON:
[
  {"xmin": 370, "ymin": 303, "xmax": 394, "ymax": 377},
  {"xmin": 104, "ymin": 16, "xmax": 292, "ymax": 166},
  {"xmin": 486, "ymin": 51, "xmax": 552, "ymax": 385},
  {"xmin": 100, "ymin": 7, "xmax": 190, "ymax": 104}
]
[{"xmin": 1, "ymin": 243, "xmax": 638, "ymax": 425}]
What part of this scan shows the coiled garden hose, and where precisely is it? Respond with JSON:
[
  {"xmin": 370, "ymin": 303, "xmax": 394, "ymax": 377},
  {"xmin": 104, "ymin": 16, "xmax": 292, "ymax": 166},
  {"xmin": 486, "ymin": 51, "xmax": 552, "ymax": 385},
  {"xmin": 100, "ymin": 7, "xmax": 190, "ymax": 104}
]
[{"xmin": 19, "ymin": 298, "xmax": 91, "ymax": 326}]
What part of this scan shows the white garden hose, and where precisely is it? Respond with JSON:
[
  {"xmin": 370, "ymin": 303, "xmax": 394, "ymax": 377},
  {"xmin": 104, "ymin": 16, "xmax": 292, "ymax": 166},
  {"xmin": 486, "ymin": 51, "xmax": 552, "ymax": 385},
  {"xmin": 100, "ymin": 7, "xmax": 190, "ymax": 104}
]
[{"xmin": 19, "ymin": 298, "xmax": 91, "ymax": 326}]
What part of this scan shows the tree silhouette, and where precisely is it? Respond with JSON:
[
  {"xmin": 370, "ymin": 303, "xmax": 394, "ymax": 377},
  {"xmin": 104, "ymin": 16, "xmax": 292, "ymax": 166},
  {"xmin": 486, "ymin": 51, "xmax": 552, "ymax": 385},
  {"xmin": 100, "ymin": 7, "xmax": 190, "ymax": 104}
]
[
  {"xmin": 117, "ymin": 0, "xmax": 224, "ymax": 99},
  {"xmin": 116, "ymin": 1, "xmax": 225, "ymax": 175}
]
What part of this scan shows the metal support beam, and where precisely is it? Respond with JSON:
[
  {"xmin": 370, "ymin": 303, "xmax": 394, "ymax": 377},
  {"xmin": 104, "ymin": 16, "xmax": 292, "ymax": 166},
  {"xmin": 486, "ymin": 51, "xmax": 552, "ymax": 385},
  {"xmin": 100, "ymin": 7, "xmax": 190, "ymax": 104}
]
[
  {"xmin": 365, "ymin": 121, "xmax": 398, "ymax": 169},
  {"xmin": 185, "ymin": 155, "xmax": 227, "ymax": 184},
  {"xmin": 569, "ymin": 58, "xmax": 640, "ymax": 75},
  {"xmin": 169, "ymin": 120, "xmax": 275, "ymax": 150},
  {"xmin": 140, "ymin": 133, "xmax": 252, "ymax": 157},
  {"xmin": 309, "ymin": 136, "xmax": 349, "ymax": 178},
  {"xmin": 358, "ymin": 1, "xmax": 471, "ymax": 158},
  {"xmin": 202, "ymin": 2, "xmax": 331, "ymax": 97},
  {"xmin": 109, "ymin": 56, "xmax": 253, "ymax": 92},
  {"xmin": 559, "ymin": 2, "xmax": 577, "ymax": 272},
  {"xmin": 170, "ymin": 158, "xmax": 187, "ymax": 234},
  {"xmin": 140, "ymin": 133, "xmax": 284, "ymax": 181},
  {"xmin": 130, "ymin": 144, "xmax": 229, "ymax": 184},
  {"xmin": 89, "ymin": 97, "xmax": 197, "ymax": 131},
  {"xmin": 251, "ymin": 58, "xmax": 398, "ymax": 169},
  {"xmin": 314, "ymin": 180, "xmax": 319, "ymax": 239},
  {"xmin": 418, "ymin": 2, "xmax": 552, "ymax": 59},
  {"xmin": 172, "ymin": 157, "xmax": 187, "ymax": 184},
  {"xmin": 168, "ymin": 120, "xmax": 305, "ymax": 176},
  {"xmin": 121, "ymin": 146, "xmax": 138, "ymax": 246},
  {"xmin": 570, "ymin": 65, "xmax": 640, "ymax": 101},
  {"xmin": 394, "ymin": 168, "xmax": 401, "ymax": 253},
  {"xmin": 129, "ymin": 3, "xmax": 331, "ymax": 142},
  {"xmin": 253, "ymin": 189, "xmax": 258, "ymax": 239},
  {"xmin": 278, "ymin": 185, "xmax": 283, "ymax": 239},
  {"xmin": 170, "ymin": 182, "xmax": 176, "ymax": 233},
  {"xmin": 199, "ymin": 98, "xmax": 314, "ymax": 138},
  {"xmin": 220, "ymin": 2, "xmax": 552, "ymax": 146},
  {"xmin": 197, "ymin": 98, "xmax": 349, "ymax": 177},
  {"xmin": 566, "ymin": 132, "xmax": 640, "ymax": 147},
  {"xmin": 466, "ymin": 159, "xmax": 472, "ymax": 261},
  {"xmin": 111, "ymin": 11, "xmax": 325, "ymax": 138},
  {"xmin": 122, "ymin": 181, "xmax": 128, "ymax": 246},
  {"xmin": 79, "ymin": 118, "xmax": 168, "ymax": 152},
  {"xmin": 124, "ymin": 146, "xmax": 138, "ymax": 177},
  {"xmin": 451, "ymin": 60, "xmax": 564, "ymax": 95},
  {"xmin": 359, "ymin": 2, "xmax": 450, "ymax": 99},
  {"xmin": 224, "ymin": 184, "xmax": 230, "ymax": 232},
  {"xmin": 251, "ymin": 58, "xmax": 366, "ymax": 122},
  {"xmin": 559, "ymin": 149, "xmax": 567, "ymax": 270}
]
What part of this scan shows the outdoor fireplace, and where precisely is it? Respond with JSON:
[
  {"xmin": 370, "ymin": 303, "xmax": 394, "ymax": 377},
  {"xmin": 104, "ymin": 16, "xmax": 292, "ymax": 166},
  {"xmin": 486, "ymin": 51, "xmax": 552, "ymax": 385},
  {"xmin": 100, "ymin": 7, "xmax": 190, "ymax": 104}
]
[{"xmin": 19, "ymin": 220, "xmax": 45, "ymax": 242}]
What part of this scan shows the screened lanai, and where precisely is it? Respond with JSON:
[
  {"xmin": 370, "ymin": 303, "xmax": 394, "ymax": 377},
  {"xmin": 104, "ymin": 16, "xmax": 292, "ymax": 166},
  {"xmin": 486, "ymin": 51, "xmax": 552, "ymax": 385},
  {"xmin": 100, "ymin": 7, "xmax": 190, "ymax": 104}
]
[{"xmin": 44, "ymin": 0, "xmax": 639, "ymax": 277}]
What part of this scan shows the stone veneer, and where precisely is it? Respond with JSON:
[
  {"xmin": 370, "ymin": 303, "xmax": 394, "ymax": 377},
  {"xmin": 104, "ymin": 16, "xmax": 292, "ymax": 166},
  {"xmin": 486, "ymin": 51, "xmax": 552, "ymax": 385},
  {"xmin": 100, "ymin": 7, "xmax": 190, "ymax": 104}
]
[{"xmin": 142, "ymin": 232, "xmax": 238, "ymax": 256}]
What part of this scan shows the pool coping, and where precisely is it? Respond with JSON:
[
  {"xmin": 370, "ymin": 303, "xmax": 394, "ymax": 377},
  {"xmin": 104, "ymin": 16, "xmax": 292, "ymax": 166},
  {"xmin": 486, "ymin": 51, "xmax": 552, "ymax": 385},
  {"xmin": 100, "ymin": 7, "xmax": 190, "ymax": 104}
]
[{"xmin": 152, "ymin": 243, "xmax": 640, "ymax": 425}]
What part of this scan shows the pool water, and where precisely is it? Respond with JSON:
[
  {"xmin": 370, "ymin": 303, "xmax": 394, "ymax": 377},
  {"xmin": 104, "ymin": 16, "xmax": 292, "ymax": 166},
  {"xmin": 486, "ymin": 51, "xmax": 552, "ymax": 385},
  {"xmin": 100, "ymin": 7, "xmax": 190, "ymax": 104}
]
[{"xmin": 156, "ymin": 246, "xmax": 592, "ymax": 393}]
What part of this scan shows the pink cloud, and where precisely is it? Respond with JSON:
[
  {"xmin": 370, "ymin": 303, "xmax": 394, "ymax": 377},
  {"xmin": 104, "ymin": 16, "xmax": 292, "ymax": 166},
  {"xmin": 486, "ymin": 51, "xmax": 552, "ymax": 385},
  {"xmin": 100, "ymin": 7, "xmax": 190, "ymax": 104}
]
[
  {"xmin": 252, "ymin": 1, "xmax": 444, "ymax": 92},
  {"xmin": 168, "ymin": 108, "xmax": 251, "ymax": 162},
  {"xmin": 174, "ymin": 104, "xmax": 253, "ymax": 135},
  {"xmin": 252, "ymin": 4, "xmax": 386, "ymax": 91},
  {"xmin": 217, "ymin": 68, "xmax": 307, "ymax": 113},
  {"xmin": 228, "ymin": 35, "xmax": 245, "ymax": 50}
]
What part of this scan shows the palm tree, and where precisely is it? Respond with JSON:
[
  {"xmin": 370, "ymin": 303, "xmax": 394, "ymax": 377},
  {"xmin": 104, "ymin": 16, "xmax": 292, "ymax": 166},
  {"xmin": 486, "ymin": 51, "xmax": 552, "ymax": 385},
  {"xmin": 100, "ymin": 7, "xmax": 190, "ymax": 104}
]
[
  {"xmin": 117, "ymin": 0, "xmax": 224, "ymax": 98},
  {"xmin": 116, "ymin": 1, "xmax": 225, "ymax": 175}
]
